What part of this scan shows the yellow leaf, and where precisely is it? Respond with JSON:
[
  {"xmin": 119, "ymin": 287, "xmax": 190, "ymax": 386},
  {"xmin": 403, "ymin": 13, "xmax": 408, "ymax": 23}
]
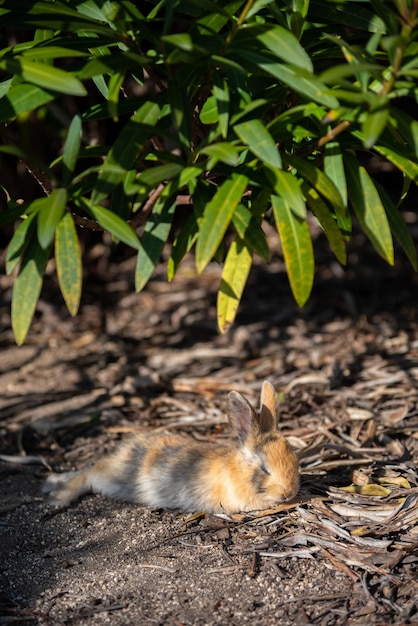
[
  {"xmin": 376, "ymin": 476, "xmax": 411, "ymax": 489},
  {"xmin": 217, "ymin": 237, "xmax": 252, "ymax": 333},
  {"xmin": 340, "ymin": 484, "xmax": 391, "ymax": 497}
]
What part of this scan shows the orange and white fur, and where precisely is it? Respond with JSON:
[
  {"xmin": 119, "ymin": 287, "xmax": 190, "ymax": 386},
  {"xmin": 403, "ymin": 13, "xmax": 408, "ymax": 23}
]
[{"xmin": 44, "ymin": 381, "xmax": 299, "ymax": 514}]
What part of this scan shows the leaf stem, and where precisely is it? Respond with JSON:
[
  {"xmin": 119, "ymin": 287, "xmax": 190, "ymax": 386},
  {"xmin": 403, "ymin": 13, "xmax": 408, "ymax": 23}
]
[
  {"xmin": 225, "ymin": 0, "xmax": 255, "ymax": 47},
  {"xmin": 296, "ymin": 120, "xmax": 351, "ymax": 157},
  {"xmin": 380, "ymin": 3, "xmax": 418, "ymax": 95}
]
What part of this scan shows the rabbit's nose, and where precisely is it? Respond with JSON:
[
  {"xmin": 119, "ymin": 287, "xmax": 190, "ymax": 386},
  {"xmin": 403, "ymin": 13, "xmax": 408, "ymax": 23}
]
[{"xmin": 282, "ymin": 490, "xmax": 296, "ymax": 502}]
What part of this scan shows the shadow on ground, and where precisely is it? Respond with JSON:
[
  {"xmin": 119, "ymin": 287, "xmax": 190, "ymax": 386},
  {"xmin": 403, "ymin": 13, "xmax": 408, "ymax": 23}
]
[{"xmin": 1, "ymin": 234, "xmax": 417, "ymax": 625}]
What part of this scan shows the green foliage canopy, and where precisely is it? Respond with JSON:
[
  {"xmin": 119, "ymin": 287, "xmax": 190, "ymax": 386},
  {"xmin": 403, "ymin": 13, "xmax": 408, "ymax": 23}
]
[{"xmin": 0, "ymin": 0, "xmax": 417, "ymax": 344}]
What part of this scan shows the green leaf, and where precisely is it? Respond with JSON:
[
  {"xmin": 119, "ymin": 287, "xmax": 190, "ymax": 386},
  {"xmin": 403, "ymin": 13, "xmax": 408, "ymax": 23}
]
[
  {"xmin": 251, "ymin": 186, "xmax": 272, "ymax": 220},
  {"xmin": 11, "ymin": 234, "xmax": 50, "ymax": 345},
  {"xmin": 92, "ymin": 101, "xmax": 161, "ymax": 203},
  {"xmin": 319, "ymin": 62, "xmax": 382, "ymax": 89},
  {"xmin": 362, "ymin": 104, "xmax": 390, "ymax": 149},
  {"xmin": 6, "ymin": 212, "xmax": 37, "ymax": 275},
  {"xmin": 247, "ymin": 0, "xmax": 277, "ymax": 19},
  {"xmin": 135, "ymin": 196, "xmax": 176, "ymax": 292},
  {"xmin": 234, "ymin": 120, "xmax": 282, "ymax": 169},
  {"xmin": 200, "ymin": 142, "xmax": 240, "ymax": 166},
  {"xmin": 55, "ymin": 212, "xmax": 82, "ymax": 316},
  {"xmin": 196, "ymin": 174, "xmax": 248, "ymax": 274},
  {"xmin": 389, "ymin": 108, "xmax": 418, "ymax": 157},
  {"xmin": 213, "ymin": 75, "xmax": 229, "ymax": 139},
  {"xmin": 36, "ymin": 188, "xmax": 68, "ymax": 249},
  {"xmin": 107, "ymin": 71, "xmax": 125, "ymax": 121},
  {"xmin": 138, "ymin": 163, "xmax": 184, "ymax": 188},
  {"xmin": 168, "ymin": 76, "xmax": 192, "ymax": 149},
  {"xmin": 376, "ymin": 185, "xmax": 417, "ymax": 270},
  {"xmin": 82, "ymin": 201, "xmax": 141, "ymax": 250},
  {"xmin": 161, "ymin": 33, "xmax": 194, "ymax": 51},
  {"xmin": 178, "ymin": 165, "xmax": 203, "ymax": 189},
  {"xmin": 372, "ymin": 141, "xmax": 418, "ymax": 185},
  {"xmin": 324, "ymin": 142, "xmax": 347, "ymax": 207},
  {"xmin": 284, "ymin": 154, "xmax": 349, "ymax": 232},
  {"xmin": 232, "ymin": 50, "xmax": 339, "ymax": 108},
  {"xmin": 231, "ymin": 203, "xmax": 270, "ymax": 262},
  {"xmin": 0, "ymin": 83, "xmax": 54, "ymax": 123},
  {"xmin": 75, "ymin": 0, "xmax": 113, "ymax": 21},
  {"xmin": 267, "ymin": 64, "xmax": 339, "ymax": 109},
  {"xmin": 79, "ymin": 54, "xmax": 149, "ymax": 81},
  {"xmin": 0, "ymin": 78, "xmax": 12, "ymax": 98},
  {"xmin": 344, "ymin": 154, "xmax": 394, "ymax": 264},
  {"xmin": 167, "ymin": 212, "xmax": 199, "ymax": 281},
  {"xmin": 267, "ymin": 102, "xmax": 321, "ymax": 141},
  {"xmin": 265, "ymin": 166, "xmax": 306, "ymax": 218},
  {"xmin": 20, "ymin": 45, "xmax": 89, "ymax": 61},
  {"xmin": 62, "ymin": 115, "xmax": 82, "ymax": 186},
  {"xmin": 0, "ymin": 2, "xmax": 116, "ymax": 34},
  {"xmin": 199, "ymin": 95, "xmax": 218, "ymax": 125},
  {"xmin": 272, "ymin": 195, "xmax": 314, "ymax": 307},
  {"xmin": 168, "ymin": 178, "xmax": 213, "ymax": 280},
  {"xmin": 303, "ymin": 183, "xmax": 347, "ymax": 265},
  {"xmin": 309, "ymin": 2, "xmax": 386, "ymax": 33},
  {"xmin": 3, "ymin": 57, "xmax": 86, "ymax": 96},
  {"xmin": 196, "ymin": 0, "xmax": 244, "ymax": 32},
  {"xmin": 253, "ymin": 24, "xmax": 313, "ymax": 71},
  {"xmin": 217, "ymin": 237, "xmax": 253, "ymax": 333}
]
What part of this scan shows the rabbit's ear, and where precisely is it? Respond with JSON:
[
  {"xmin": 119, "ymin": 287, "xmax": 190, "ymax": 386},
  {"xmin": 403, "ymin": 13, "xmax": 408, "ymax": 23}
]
[
  {"xmin": 227, "ymin": 391, "xmax": 257, "ymax": 442},
  {"xmin": 259, "ymin": 381, "xmax": 277, "ymax": 432}
]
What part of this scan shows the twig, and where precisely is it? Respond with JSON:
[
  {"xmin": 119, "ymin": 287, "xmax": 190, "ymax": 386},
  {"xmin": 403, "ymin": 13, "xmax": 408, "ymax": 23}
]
[
  {"xmin": 296, "ymin": 120, "xmax": 351, "ymax": 158},
  {"xmin": 319, "ymin": 546, "xmax": 359, "ymax": 581},
  {"xmin": 0, "ymin": 125, "xmax": 53, "ymax": 196},
  {"xmin": 0, "ymin": 453, "xmax": 51, "ymax": 469},
  {"xmin": 135, "ymin": 563, "xmax": 177, "ymax": 573},
  {"xmin": 129, "ymin": 183, "xmax": 165, "ymax": 230},
  {"xmin": 71, "ymin": 183, "xmax": 170, "ymax": 233}
]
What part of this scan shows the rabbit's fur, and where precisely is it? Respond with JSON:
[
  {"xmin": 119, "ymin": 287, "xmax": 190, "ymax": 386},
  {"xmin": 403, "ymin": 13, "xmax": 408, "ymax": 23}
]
[{"xmin": 44, "ymin": 381, "xmax": 299, "ymax": 514}]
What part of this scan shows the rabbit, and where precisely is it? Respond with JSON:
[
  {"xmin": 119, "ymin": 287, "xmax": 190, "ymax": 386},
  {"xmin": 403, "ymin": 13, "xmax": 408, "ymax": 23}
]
[{"xmin": 43, "ymin": 381, "xmax": 299, "ymax": 514}]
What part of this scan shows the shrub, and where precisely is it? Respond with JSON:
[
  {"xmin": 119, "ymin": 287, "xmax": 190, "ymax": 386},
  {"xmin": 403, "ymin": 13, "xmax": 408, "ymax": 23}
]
[{"xmin": 0, "ymin": 0, "xmax": 417, "ymax": 344}]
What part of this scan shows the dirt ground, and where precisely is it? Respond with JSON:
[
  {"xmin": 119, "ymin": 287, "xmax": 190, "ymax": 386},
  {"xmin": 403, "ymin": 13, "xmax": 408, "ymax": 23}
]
[{"xmin": 1, "ymin": 228, "xmax": 417, "ymax": 625}]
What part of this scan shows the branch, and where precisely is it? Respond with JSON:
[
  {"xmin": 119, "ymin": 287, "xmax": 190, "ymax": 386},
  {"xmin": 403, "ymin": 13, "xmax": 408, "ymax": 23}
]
[
  {"xmin": 71, "ymin": 183, "xmax": 175, "ymax": 233},
  {"xmin": 129, "ymin": 183, "xmax": 165, "ymax": 230},
  {"xmin": 0, "ymin": 124, "xmax": 53, "ymax": 197},
  {"xmin": 296, "ymin": 120, "xmax": 351, "ymax": 158}
]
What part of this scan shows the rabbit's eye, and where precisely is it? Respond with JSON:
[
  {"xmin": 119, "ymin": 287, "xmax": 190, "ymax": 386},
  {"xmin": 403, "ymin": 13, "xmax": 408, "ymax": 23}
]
[{"xmin": 260, "ymin": 462, "xmax": 271, "ymax": 476}]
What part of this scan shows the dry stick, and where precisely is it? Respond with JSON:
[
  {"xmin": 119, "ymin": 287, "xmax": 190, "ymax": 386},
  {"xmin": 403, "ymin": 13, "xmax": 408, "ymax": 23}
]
[
  {"xmin": 21, "ymin": 161, "xmax": 53, "ymax": 195},
  {"xmin": 319, "ymin": 546, "xmax": 359, "ymax": 581},
  {"xmin": 275, "ymin": 592, "xmax": 363, "ymax": 608}
]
